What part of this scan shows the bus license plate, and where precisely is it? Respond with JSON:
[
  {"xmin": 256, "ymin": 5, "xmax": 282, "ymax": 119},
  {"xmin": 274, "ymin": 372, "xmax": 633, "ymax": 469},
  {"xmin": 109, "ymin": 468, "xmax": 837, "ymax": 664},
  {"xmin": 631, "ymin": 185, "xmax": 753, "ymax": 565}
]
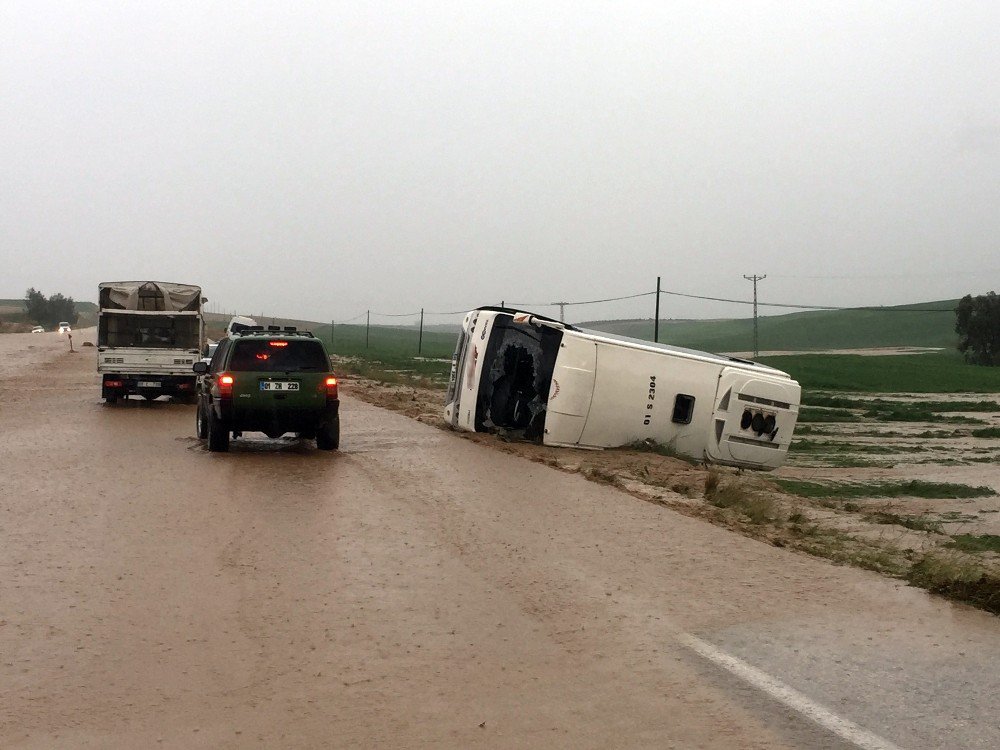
[{"xmin": 260, "ymin": 381, "xmax": 299, "ymax": 391}]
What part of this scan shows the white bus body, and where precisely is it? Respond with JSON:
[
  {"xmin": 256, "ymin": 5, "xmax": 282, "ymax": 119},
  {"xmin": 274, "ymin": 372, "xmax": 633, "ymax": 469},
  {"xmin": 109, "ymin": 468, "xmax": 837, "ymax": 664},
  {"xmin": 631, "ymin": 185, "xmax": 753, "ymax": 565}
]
[
  {"xmin": 225, "ymin": 315, "xmax": 258, "ymax": 337},
  {"xmin": 444, "ymin": 308, "xmax": 801, "ymax": 471}
]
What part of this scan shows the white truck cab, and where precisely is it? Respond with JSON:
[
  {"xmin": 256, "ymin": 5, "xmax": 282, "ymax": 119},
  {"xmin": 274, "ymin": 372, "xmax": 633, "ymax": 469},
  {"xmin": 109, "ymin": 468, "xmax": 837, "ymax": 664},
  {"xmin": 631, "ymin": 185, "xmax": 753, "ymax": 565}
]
[{"xmin": 444, "ymin": 307, "xmax": 801, "ymax": 470}]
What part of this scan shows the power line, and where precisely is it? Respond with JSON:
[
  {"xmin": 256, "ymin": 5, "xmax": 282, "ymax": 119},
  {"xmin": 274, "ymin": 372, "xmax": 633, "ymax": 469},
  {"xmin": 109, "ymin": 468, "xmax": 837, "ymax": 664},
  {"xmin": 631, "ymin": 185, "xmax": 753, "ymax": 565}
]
[
  {"xmin": 424, "ymin": 308, "xmax": 472, "ymax": 316},
  {"xmin": 508, "ymin": 291, "xmax": 656, "ymax": 308},
  {"xmin": 338, "ymin": 311, "xmax": 368, "ymax": 323},
  {"xmin": 768, "ymin": 270, "xmax": 1000, "ymax": 280},
  {"xmin": 658, "ymin": 288, "xmax": 955, "ymax": 312},
  {"xmin": 333, "ymin": 287, "xmax": 957, "ymax": 323}
]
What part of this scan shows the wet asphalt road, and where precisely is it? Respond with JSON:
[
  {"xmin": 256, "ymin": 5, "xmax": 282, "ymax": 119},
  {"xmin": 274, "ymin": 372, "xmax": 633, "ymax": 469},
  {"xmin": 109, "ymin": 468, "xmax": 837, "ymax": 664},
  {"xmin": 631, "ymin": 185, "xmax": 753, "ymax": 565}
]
[{"xmin": 2, "ymin": 334, "xmax": 1000, "ymax": 749}]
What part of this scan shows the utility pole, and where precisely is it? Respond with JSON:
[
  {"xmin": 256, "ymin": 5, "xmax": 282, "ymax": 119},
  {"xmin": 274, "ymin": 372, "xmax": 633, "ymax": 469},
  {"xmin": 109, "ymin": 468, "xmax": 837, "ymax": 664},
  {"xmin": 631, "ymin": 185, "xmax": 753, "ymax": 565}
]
[
  {"xmin": 366, "ymin": 310, "xmax": 370, "ymax": 349},
  {"xmin": 418, "ymin": 308, "xmax": 424, "ymax": 355},
  {"xmin": 554, "ymin": 302, "xmax": 567, "ymax": 322},
  {"xmin": 330, "ymin": 320, "xmax": 334, "ymax": 347},
  {"xmin": 654, "ymin": 276, "xmax": 661, "ymax": 343},
  {"xmin": 743, "ymin": 274, "xmax": 766, "ymax": 358}
]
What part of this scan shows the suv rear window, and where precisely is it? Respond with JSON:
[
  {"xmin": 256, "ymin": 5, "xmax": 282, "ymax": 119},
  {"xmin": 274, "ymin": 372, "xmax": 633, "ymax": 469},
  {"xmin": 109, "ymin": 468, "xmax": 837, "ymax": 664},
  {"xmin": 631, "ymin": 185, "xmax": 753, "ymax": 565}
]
[{"xmin": 228, "ymin": 340, "xmax": 329, "ymax": 372}]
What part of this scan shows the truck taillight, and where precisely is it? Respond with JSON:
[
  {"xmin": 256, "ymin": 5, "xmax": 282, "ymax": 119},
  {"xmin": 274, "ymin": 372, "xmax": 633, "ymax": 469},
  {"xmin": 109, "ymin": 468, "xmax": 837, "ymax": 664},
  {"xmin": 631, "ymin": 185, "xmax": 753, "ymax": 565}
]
[
  {"xmin": 104, "ymin": 379, "xmax": 123, "ymax": 388},
  {"xmin": 219, "ymin": 374, "xmax": 234, "ymax": 396},
  {"xmin": 325, "ymin": 376, "xmax": 338, "ymax": 400}
]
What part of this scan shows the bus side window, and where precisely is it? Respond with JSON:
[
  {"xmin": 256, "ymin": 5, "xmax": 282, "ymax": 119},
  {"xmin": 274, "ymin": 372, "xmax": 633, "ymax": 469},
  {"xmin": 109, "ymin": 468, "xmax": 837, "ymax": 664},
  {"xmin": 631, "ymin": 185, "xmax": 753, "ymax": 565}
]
[{"xmin": 672, "ymin": 394, "xmax": 695, "ymax": 424}]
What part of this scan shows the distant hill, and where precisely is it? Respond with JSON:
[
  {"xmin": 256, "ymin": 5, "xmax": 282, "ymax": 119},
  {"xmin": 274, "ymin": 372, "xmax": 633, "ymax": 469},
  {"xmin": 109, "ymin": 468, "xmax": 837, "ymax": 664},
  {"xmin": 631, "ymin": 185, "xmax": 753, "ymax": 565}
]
[
  {"xmin": 4, "ymin": 296, "xmax": 958, "ymax": 353},
  {"xmin": 423, "ymin": 323, "xmax": 463, "ymax": 334},
  {"xmin": 202, "ymin": 312, "xmax": 332, "ymax": 341},
  {"xmin": 0, "ymin": 298, "xmax": 97, "ymax": 313},
  {"xmin": 0, "ymin": 297, "xmax": 99, "ymax": 329},
  {"xmin": 578, "ymin": 300, "xmax": 959, "ymax": 353}
]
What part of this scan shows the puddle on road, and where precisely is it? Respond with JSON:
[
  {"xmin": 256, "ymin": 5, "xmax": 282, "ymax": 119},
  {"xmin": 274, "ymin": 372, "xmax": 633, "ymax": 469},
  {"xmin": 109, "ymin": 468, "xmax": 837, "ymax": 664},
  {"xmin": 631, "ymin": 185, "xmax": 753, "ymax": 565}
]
[
  {"xmin": 176, "ymin": 435, "xmax": 425, "ymax": 455},
  {"xmin": 180, "ymin": 435, "xmax": 321, "ymax": 455}
]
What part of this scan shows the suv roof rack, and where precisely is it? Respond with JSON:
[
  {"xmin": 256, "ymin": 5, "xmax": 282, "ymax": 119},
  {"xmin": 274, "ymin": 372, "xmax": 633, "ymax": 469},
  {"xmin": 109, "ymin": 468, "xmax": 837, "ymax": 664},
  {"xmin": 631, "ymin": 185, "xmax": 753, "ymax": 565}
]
[{"xmin": 233, "ymin": 326, "xmax": 315, "ymax": 338}]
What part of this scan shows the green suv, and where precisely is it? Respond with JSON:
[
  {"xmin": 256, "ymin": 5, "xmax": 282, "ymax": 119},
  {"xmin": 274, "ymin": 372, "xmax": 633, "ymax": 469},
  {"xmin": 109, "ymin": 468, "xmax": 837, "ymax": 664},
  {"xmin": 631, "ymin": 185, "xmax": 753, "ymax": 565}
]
[{"xmin": 192, "ymin": 327, "xmax": 340, "ymax": 452}]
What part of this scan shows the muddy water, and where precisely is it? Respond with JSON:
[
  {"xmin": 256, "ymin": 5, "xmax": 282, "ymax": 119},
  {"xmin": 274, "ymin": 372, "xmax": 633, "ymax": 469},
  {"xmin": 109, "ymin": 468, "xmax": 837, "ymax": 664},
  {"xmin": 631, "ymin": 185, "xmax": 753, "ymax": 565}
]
[{"xmin": 3, "ymin": 339, "xmax": 1000, "ymax": 748}]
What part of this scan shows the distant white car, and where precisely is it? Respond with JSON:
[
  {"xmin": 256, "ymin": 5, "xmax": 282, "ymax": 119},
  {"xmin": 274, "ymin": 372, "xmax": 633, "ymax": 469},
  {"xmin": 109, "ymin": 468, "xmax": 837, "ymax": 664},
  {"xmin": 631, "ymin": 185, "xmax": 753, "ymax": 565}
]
[
  {"xmin": 57, "ymin": 322, "xmax": 72, "ymax": 334},
  {"xmin": 31, "ymin": 326, "xmax": 45, "ymax": 333}
]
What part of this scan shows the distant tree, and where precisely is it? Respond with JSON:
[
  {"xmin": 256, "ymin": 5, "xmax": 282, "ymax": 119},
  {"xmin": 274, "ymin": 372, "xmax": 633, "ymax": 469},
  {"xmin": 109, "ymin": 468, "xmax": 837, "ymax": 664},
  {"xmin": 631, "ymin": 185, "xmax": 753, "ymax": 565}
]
[
  {"xmin": 25, "ymin": 288, "xmax": 47, "ymax": 323},
  {"xmin": 23, "ymin": 288, "xmax": 80, "ymax": 329},
  {"xmin": 956, "ymin": 292, "xmax": 1000, "ymax": 366},
  {"xmin": 47, "ymin": 293, "xmax": 78, "ymax": 326}
]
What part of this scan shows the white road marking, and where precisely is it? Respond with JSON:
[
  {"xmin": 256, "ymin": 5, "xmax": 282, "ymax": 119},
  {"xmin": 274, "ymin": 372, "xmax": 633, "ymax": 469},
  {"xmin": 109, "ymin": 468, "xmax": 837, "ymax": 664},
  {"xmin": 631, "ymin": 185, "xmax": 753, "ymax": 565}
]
[{"xmin": 677, "ymin": 633, "xmax": 904, "ymax": 750}]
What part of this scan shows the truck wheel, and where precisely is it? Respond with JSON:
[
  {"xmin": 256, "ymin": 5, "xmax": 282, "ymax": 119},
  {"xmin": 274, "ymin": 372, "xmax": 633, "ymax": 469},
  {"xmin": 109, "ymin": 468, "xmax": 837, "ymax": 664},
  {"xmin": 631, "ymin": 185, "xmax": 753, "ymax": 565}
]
[
  {"xmin": 316, "ymin": 418, "xmax": 339, "ymax": 451},
  {"xmin": 105, "ymin": 394, "xmax": 118, "ymax": 405},
  {"xmin": 196, "ymin": 401, "xmax": 208, "ymax": 439},
  {"xmin": 207, "ymin": 407, "xmax": 230, "ymax": 452}
]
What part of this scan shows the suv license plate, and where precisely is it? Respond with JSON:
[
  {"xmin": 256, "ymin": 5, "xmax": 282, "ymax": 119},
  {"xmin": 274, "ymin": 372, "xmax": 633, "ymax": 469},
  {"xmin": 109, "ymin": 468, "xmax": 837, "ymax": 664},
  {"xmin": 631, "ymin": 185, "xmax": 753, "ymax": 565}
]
[
  {"xmin": 138, "ymin": 381, "xmax": 160, "ymax": 388},
  {"xmin": 260, "ymin": 381, "xmax": 299, "ymax": 391}
]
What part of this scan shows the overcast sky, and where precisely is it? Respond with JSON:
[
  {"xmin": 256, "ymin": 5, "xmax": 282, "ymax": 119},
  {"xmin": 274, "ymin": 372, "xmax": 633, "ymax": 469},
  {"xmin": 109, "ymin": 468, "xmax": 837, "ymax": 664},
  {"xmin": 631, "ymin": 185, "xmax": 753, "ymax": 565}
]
[{"xmin": 2, "ymin": 1, "xmax": 998, "ymax": 325}]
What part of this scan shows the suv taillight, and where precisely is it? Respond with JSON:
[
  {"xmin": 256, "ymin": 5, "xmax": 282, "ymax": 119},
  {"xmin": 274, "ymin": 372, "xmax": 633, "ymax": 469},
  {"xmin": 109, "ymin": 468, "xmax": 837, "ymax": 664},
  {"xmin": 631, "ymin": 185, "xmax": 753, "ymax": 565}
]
[
  {"xmin": 324, "ymin": 376, "xmax": 338, "ymax": 400},
  {"xmin": 219, "ymin": 374, "xmax": 234, "ymax": 396}
]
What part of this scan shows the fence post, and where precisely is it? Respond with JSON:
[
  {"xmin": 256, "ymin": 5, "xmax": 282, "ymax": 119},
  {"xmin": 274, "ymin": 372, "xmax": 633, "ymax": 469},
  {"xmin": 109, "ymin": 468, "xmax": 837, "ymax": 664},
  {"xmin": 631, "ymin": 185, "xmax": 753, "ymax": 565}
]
[{"xmin": 654, "ymin": 276, "xmax": 661, "ymax": 343}]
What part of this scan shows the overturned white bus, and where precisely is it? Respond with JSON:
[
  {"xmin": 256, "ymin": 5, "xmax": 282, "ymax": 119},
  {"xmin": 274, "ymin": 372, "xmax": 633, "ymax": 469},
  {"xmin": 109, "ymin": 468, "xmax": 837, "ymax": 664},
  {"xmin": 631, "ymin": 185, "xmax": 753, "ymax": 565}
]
[{"xmin": 444, "ymin": 307, "xmax": 801, "ymax": 471}]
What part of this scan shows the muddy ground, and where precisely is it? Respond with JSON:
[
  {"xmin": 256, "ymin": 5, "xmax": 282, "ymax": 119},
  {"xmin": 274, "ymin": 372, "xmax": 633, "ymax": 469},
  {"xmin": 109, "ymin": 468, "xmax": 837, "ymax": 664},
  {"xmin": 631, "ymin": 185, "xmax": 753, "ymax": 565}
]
[
  {"xmin": 339, "ymin": 365, "xmax": 1000, "ymax": 608},
  {"xmin": 4, "ymin": 335, "xmax": 1000, "ymax": 748}
]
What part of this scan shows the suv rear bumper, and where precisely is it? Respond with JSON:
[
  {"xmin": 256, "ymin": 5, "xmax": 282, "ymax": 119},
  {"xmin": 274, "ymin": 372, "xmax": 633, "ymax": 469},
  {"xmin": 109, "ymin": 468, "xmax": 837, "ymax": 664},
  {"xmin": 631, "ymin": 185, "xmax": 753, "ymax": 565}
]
[{"xmin": 216, "ymin": 399, "xmax": 339, "ymax": 434}]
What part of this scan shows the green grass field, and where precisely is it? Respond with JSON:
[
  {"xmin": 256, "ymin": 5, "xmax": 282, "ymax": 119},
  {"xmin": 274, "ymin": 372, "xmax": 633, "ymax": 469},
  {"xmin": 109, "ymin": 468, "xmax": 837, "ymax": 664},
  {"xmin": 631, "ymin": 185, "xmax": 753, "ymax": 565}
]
[
  {"xmin": 582, "ymin": 299, "xmax": 959, "ymax": 353},
  {"xmin": 315, "ymin": 323, "xmax": 456, "ymax": 381},
  {"xmin": 310, "ymin": 319, "xmax": 1000, "ymax": 395},
  {"xmin": 760, "ymin": 351, "xmax": 1000, "ymax": 393},
  {"xmin": 775, "ymin": 479, "xmax": 997, "ymax": 500}
]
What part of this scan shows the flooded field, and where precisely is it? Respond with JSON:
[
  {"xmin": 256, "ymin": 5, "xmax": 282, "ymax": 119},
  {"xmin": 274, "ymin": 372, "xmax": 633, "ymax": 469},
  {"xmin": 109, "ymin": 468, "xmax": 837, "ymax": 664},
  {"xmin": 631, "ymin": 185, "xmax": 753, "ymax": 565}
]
[
  {"xmin": 5, "ymin": 336, "xmax": 1000, "ymax": 748},
  {"xmin": 343, "ymin": 369, "xmax": 1000, "ymax": 613}
]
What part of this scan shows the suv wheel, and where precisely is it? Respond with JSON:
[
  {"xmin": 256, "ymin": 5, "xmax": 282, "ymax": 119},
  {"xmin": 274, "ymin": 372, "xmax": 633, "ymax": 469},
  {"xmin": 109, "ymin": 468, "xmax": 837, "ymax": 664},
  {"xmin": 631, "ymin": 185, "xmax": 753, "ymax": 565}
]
[
  {"xmin": 196, "ymin": 400, "xmax": 208, "ymax": 439},
  {"xmin": 316, "ymin": 418, "xmax": 339, "ymax": 451},
  {"xmin": 207, "ymin": 405, "xmax": 230, "ymax": 452}
]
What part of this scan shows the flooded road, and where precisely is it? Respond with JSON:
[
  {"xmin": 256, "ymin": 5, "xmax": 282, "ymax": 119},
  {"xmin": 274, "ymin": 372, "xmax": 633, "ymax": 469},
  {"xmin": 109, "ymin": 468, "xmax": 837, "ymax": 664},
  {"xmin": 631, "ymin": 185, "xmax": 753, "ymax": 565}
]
[{"xmin": 3, "ymin": 334, "xmax": 1000, "ymax": 749}]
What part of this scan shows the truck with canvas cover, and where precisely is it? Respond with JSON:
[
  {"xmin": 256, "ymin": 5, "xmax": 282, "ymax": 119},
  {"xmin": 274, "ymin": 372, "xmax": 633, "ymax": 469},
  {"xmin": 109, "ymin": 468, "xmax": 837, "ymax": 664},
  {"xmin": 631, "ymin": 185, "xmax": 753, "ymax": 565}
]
[
  {"xmin": 97, "ymin": 281, "xmax": 206, "ymax": 403},
  {"xmin": 444, "ymin": 307, "xmax": 801, "ymax": 471}
]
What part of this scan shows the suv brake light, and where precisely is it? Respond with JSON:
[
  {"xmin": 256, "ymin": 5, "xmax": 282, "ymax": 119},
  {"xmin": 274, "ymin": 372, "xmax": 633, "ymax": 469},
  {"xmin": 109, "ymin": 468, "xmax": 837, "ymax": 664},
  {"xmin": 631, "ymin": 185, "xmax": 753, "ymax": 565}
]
[
  {"xmin": 219, "ymin": 374, "xmax": 234, "ymax": 396},
  {"xmin": 324, "ymin": 376, "xmax": 338, "ymax": 400}
]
